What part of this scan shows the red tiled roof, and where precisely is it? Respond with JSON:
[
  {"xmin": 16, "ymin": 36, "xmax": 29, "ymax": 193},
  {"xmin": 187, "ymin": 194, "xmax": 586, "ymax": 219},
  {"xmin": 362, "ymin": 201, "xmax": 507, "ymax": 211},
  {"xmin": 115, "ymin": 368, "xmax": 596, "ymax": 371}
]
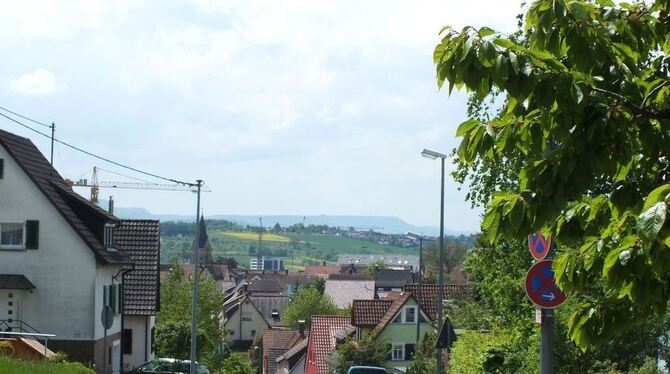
[
  {"xmin": 306, "ymin": 316, "xmax": 352, "ymax": 374},
  {"xmin": 370, "ymin": 292, "xmax": 412, "ymax": 337},
  {"xmin": 304, "ymin": 266, "xmax": 341, "ymax": 276},
  {"xmin": 405, "ymin": 283, "xmax": 471, "ymax": 321},
  {"xmin": 351, "ymin": 300, "xmax": 392, "ymax": 327}
]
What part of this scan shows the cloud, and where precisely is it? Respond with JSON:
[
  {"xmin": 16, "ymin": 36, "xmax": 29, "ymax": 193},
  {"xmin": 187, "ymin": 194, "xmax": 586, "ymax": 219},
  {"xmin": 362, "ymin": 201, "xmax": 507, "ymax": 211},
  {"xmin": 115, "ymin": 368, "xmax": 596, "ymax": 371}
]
[{"xmin": 9, "ymin": 68, "xmax": 58, "ymax": 95}]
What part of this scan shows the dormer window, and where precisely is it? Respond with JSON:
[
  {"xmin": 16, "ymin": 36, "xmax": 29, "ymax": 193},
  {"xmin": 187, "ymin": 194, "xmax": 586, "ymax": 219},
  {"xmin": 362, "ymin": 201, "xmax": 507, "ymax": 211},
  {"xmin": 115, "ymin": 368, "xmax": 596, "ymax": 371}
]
[{"xmin": 104, "ymin": 223, "xmax": 115, "ymax": 250}]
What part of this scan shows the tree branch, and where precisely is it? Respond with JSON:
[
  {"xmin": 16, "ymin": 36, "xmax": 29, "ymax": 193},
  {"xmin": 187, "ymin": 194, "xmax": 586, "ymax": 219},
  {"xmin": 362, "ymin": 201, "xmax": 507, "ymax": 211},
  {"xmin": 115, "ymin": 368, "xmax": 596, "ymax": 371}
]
[{"xmin": 592, "ymin": 87, "xmax": 670, "ymax": 120}]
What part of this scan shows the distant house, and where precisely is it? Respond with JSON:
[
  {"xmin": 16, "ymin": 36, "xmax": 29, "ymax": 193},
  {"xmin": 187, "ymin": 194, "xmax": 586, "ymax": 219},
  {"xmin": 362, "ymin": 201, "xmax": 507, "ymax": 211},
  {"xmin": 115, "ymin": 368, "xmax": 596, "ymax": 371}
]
[
  {"xmin": 222, "ymin": 293, "xmax": 270, "ymax": 348},
  {"xmin": 404, "ymin": 284, "xmax": 471, "ymax": 322},
  {"xmin": 305, "ymin": 315, "xmax": 353, "ymax": 374},
  {"xmin": 275, "ymin": 337, "xmax": 308, "ymax": 374},
  {"xmin": 373, "ymin": 269, "xmax": 414, "ymax": 297},
  {"xmin": 262, "ymin": 327, "xmax": 307, "ymax": 374},
  {"xmin": 351, "ymin": 292, "xmax": 434, "ymax": 372},
  {"xmin": 336, "ymin": 254, "xmax": 419, "ymax": 273},
  {"xmin": 304, "ymin": 265, "xmax": 341, "ymax": 279},
  {"xmin": 249, "ymin": 295, "xmax": 290, "ymax": 328},
  {"xmin": 324, "ymin": 278, "xmax": 375, "ymax": 308},
  {"xmin": 0, "ymin": 129, "xmax": 131, "ymax": 371},
  {"xmin": 115, "ymin": 220, "xmax": 160, "ymax": 371}
]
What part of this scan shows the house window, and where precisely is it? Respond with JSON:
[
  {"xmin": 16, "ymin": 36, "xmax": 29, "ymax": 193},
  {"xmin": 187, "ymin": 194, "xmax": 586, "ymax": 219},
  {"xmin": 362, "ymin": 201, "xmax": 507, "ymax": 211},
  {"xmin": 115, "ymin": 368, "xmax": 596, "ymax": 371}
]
[
  {"xmin": 122, "ymin": 329, "xmax": 133, "ymax": 355},
  {"xmin": 391, "ymin": 344, "xmax": 404, "ymax": 361},
  {"xmin": 0, "ymin": 222, "xmax": 24, "ymax": 249},
  {"xmin": 251, "ymin": 330, "xmax": 256, "ymax": 337},
  {"xmin": 229, "ymin": 330, "xmax": 235, "ymax": 335},
  {"xmin": 404, "ymin": 344, "xmax": 416, "ymax": 360},
  {"xmin": 241, "ymin": 313, "xmax": 252, "ymax": 321},
  {"xmin": 104, "ymin": 224, "xmax": 115, "ymax": 249},
  {"xmin": 405, "ymin": 307, "xmax": 416, "ymax": 323}
]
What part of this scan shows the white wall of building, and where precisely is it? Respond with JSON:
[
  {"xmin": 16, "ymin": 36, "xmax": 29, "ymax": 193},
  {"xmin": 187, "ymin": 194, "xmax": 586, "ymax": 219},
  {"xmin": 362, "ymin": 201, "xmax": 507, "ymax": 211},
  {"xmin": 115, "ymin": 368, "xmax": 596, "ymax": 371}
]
[
  {"xmin": 123, "ymin": 315, "xmax": 155, "ymax": 370},
  {"xmin": 224, "ymin": 300, "xmax": 269, "ymax": 344},
  {"xmin": 0, "ymin": 145, "xmax": 121, "ymax": 340}
]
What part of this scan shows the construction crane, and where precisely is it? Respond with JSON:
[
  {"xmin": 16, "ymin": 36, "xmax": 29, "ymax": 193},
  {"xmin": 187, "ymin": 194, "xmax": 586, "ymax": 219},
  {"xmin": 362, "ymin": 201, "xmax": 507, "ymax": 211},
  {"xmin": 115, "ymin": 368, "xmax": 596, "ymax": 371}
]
[{"xmin": 70, "ymin": 166, "xmax": 211, "ymax": 203}]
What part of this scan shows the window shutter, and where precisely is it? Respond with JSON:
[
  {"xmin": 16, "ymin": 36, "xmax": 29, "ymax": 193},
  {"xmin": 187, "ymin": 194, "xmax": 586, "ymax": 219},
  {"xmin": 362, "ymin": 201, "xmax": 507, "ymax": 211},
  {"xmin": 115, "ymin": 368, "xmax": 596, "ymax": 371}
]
[
  {"xmin": 0, "ymin": 159, "xmax": 4, "ymax": 179},
  {"xmin": 116, "ymin": 284, "xmax": 123, "ymax": 315},
  {"xmin": 110, "ymin": 284, "xmax": 118, "ymax": 314},
  {"xmin": 25, "ymin": 220, "xmax": 39, "ymax": 249},
  {"xmin": 104, "ymin": 285, "xmax": 110, "ymax": 308}
]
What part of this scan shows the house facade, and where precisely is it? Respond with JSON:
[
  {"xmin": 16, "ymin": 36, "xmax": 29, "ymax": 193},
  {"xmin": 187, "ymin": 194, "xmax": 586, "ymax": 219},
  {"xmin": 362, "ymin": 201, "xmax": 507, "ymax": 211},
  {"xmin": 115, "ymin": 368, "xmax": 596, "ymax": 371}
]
[
  {"xmin": 0, "ymin": 129, "xmax": 130, "ymax": 372},
  {"xmin": 351, "ymin": 293, "xmax": 434, "ymax": 372},
  {"xmin": 222, "ymin": 293, "xmax": 270, "ymax": 347}
]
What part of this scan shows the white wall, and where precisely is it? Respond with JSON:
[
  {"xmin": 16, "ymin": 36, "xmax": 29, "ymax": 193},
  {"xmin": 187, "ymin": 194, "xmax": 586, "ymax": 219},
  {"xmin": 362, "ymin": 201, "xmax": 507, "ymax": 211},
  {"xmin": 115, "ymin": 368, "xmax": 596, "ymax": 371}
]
[
  {"xmin": 224, "ymin": 299, "xmax": 269, "ymax": 344},
  {"xmin": 123, "ymin": 315, "xmax": 155, "ymax": 370},
  {"xmin": 0, "ymin": 145, "xmax": 121, "ymax": 340}
]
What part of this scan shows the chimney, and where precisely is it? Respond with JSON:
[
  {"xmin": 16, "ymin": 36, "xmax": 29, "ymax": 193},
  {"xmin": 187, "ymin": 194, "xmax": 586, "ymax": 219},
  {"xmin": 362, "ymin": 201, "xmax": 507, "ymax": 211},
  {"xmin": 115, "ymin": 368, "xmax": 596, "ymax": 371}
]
[
  {"xmin": 108, "ymin": 196, "xmax": 114, "ymax": 214},
  {"xmin": 298, "ymin": 320, "xmax": 306, "ymax": 338},
  {"xmin": 322, "ymin": 261, "xmax": 326, "ymax": 266},
  {"xmin": 285, "ymin": 269, "xmax": 289, "ymax": 275}
]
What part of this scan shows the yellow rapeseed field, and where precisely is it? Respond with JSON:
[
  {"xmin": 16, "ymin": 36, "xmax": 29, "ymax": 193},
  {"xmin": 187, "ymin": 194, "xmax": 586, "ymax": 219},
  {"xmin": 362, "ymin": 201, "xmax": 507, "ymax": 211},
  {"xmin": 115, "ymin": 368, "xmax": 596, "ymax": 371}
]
[{"xmin": 222, "ymin": 232, "xmax": 291, "ymax": 242}]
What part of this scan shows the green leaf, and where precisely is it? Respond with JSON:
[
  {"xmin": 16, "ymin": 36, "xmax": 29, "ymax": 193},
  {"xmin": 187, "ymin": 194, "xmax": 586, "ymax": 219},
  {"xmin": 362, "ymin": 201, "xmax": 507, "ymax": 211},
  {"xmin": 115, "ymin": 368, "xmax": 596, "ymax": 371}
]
[
  {"xmin": 456, "ymin": 119, "xmax": 480, "ymax": 137},
  {"xmin": 568, "ymin": 1, "xmax": 588, "ymax": 21},
  {"xmin": 478, "ymin": 26, "xmax": 496, "ymax": 37},
  {"xmin": 637, "ymin": 202, "xmax": 667, "ymax": 241},
  {"xmin": 492, "ymin": 38, "xmax": 516, "ymax": 49},
  {"xmin": 508, "ymin": 52, "xmax": 519, "ymax": 74},
  {"xmin": 571, "ymin": 82, "xmax": 584, "ymax": 104},
  {"xmin": 643, "ymin": 185, "xmax": 670, "ymax": 211}
]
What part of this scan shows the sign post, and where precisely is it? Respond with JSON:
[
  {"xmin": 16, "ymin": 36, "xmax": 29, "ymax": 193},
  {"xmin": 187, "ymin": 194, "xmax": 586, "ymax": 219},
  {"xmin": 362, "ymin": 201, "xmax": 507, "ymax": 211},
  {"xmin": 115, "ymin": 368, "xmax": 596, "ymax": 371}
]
[
  {"xmin": 101, "ymin": 305, "xmax": 113, "ymax": 374},
  {"xmin": 526, "ymin": 231, "xmax": 565, "ymax": 374}
]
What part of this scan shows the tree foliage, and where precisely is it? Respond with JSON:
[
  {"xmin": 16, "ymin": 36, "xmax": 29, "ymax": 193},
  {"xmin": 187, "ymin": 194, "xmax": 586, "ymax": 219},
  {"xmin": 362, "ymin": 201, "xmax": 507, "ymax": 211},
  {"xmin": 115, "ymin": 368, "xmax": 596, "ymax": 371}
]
[
  {"xmin": 282, "ymin": 287, "xmax": 340, "ymax": 329},
  {"xmin": 155, "ymin": 261, "xmax": 226, "ymax": 370},
  {"xmin": 435, "ymin": 0, "xmax": 670, "ymax": 347},
  {"xmin": 334, "ymin": 335, "xmax": 390, "ymax": 373},
  {"xmin": 220, "ymin": 355, "xmax": 256, "ymax": 374}
]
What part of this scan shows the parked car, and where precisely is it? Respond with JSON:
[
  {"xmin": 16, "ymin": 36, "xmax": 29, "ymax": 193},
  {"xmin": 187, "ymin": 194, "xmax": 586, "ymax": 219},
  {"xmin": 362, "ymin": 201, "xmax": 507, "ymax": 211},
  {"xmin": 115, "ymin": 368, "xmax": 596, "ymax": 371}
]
[
  {"xmin": 347, "ymin": 366, "xmax": 387, "ymax": 374},
  {"xmin": 126, "ymin": 358, "xmax": 210, "ymax": 374}
]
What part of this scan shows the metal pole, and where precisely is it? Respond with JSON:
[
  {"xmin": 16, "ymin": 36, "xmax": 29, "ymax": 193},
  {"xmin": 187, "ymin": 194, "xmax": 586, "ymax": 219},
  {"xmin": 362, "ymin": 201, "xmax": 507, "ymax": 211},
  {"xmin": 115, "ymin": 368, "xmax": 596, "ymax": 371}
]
[
  {"xmin": 103, "ymin": 326, "xmax": 108, "ymax": 374},
  {"xmin": 416, "ymin": 238, "xmax": 423, "ymax": 344},
  {"xmin": 540, "ymin": 308, "xmax": 553, "ymax": 374},
  {"xmin": 436, "ymin": 157, "xmax": 445, "ymax": 374},
  {"xmin": 50, "ymin": 122, "xmax": 55, "ymax": 165},
  {"xmin": 190, "ymin": 180, "xmax": 203, "ymax": 374}
]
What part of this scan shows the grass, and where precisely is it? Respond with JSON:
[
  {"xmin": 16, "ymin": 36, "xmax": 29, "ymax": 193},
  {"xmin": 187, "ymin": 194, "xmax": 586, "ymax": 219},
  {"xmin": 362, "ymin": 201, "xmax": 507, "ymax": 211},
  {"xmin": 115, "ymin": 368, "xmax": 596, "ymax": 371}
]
[
  {"xmin": 0, "ymin": 356, "xmax": 94, "ymax": 373},
  {"xmin": 219, "ymin": 232, "xmax": 291, "ymax": 242},
  {"xmin": 161, "ymin": 230, "xmax": 416, "ymax": 269}
]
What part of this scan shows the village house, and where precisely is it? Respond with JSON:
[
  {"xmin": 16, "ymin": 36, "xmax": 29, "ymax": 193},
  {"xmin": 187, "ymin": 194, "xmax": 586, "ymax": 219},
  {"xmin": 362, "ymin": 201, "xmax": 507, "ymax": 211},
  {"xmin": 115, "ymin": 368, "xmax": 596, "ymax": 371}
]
[{"xmin": 0, "ymin": 129, "xmax": 130, "ymax": 371}]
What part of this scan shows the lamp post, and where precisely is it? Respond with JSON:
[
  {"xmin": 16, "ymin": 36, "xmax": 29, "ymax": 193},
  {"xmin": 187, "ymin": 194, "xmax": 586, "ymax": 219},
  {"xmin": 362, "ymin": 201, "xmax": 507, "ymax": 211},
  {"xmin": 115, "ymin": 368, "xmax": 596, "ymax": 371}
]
[
  {"xmin": 421, "ymin": 148, "xmax": 447, "ymax": 374},
  {"xmin": 406, "ymin": 231, "xmax": 427, "ymax": 344}
]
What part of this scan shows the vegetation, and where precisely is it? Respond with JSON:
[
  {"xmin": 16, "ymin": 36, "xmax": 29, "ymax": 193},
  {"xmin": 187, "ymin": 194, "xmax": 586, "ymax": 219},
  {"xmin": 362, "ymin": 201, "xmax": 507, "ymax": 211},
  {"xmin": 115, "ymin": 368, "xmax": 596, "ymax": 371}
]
[
  {"xmin": 155, "ymin": 259, "xmax": 226, "ymax": 371},
  {"xmin": 435, "ymin": 0, "xmax": 670, "ymax": 348},
  {"xmin": 334, "ymin": 335, "xmax": 390, "ymax": 373},
  {"xmin": 0, "ymin": 356, "xmax": 94, "ymax": 374},
  {"xmin": 220, "ymin": 354, "xmax": 256, "ymax": 374},
  {"xmin": 406, "ymin": 332, "xmax": 437, "ymax": 374},
  {"xmin": 282, "ymin": 287, "xmax": 341, "ymax": 329}
]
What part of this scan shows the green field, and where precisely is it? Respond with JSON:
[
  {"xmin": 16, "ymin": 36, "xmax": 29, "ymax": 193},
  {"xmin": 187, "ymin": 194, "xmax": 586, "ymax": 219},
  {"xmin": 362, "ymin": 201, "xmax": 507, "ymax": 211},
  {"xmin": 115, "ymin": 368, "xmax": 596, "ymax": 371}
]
[
  {"xmin": 161, "ymin": 230, "xmax": 417, "ymax": 269},
  {"xmin": 0, "ymin": 357, "xmax": 94, "ymax": 374}
]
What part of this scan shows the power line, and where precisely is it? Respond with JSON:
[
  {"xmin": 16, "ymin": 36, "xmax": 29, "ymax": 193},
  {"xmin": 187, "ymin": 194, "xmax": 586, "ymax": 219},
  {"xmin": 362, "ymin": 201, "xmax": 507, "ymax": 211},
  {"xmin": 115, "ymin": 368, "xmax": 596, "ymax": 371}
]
[
  {"xmin": 0, "ymin": 111, "xmax": 195, "ymax": 187},
  {"xmin": 0, "ymin": 105, "xmax": 52, "ymax": 129}
]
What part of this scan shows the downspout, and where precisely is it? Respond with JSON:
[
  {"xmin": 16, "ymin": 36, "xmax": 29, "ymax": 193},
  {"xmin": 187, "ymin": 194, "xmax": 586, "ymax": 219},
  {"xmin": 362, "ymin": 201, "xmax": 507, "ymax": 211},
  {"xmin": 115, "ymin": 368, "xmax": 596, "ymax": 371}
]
[
  {"xmin": 114, "ymin": 265, "xmax": 135, "ymax": 373},
  {"xmin": 145, "ymin": 315, "xmax": 149, "ymax": 362}
]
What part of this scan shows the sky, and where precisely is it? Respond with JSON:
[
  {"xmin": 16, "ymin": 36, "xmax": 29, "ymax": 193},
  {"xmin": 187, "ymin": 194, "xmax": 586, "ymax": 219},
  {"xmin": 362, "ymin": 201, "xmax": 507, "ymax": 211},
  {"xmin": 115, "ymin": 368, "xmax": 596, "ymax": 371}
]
[{"xmin": 0, "ymin": 0, "xmax": 521, "ymax": 233}]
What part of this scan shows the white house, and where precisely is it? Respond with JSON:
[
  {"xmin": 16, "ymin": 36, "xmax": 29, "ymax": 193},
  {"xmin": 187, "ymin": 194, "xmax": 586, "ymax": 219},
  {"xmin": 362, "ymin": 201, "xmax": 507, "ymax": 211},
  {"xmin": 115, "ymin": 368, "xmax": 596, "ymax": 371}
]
[
  {"xmin": 115, "ymin": 220, "xmax": 160, "ymax": 371},
  {"xmin": 0, "ymin": 129, "xmax": 131, "ymax": 373}
]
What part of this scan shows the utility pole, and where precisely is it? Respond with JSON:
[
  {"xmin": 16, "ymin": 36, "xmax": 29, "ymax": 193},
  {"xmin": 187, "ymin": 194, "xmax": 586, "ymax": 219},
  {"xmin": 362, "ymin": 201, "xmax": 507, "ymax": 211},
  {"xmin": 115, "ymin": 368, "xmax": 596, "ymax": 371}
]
[
  {"xmin": 190, "ymin": 180, "xmax": 203, "ymax": 374},
  {"xmin": 437, "ymin": 155, "xmax": 445, "ymax": 374},
  {"xmin": 49, "ymin": 122, "xmax": 55, "ymax": 165},
  {"xmin": 540, "ymin": 309, "xmax": 553, "ymax": 373},
  {"xmin": 257, "ymin": 217, "xmax": 263, "ymax": 270}
]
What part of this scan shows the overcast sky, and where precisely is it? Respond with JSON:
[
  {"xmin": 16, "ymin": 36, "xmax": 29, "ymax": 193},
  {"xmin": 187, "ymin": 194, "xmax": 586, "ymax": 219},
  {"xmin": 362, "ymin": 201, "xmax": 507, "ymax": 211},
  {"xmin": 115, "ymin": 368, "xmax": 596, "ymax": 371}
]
[{"xmin": 0, "ymin": 0, "xmax": 520, "ymax": 232}]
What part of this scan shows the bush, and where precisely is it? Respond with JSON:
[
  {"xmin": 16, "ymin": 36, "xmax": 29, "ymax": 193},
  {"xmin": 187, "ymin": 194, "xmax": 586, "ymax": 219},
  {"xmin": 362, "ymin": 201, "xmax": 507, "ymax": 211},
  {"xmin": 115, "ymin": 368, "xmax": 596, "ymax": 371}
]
[
  {"xmin": 449, "ymin": 328, "xmax": 538, "ymax": 374},
  {"xmin": 0, "ymin": 341, "xmax": 13, "ymax": 356}
]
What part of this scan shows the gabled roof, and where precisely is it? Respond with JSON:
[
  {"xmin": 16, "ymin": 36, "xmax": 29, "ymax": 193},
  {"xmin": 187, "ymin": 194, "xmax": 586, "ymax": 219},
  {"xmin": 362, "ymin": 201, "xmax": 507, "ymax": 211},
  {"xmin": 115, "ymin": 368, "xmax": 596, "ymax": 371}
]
[
  {"xmin": 351, "ymin": 299, "xmax": 392, "ymax": 327},
  {"xmin": 306, "ymin": 315, "xmax": 352, "ymax": 374},
  {"xmin": 304, "ymin": 266, "xmax": 341, "ymax": 277},
  {"xmin": 373, "ymin": 269, "xmax": 413, "ymax": 286},
  {"xmin": 404, "ymin": 284, "xmax": 471, "ymax": 321},
  {"xmin": 248, "ymin": 279, "xmax": 282, "ymax": 294},
  {"xmin": 370, "ymin": 292, "xmax": 412, "ymax": 337},
  {"xmin": 116, "ymin": 220, "xmax": 160, "ymax": 315},
  {"xmin": 263, "ymin": 329, "xmax": 307, "ymax": 374},
  {"xmin": 249, "ymin": 295, "xmax": 290, "ymax": 327},
  {"xmin": 324, "ymin": 279, "xmax": 375, "ymax": 308},
  {"xmin": 0, "ymin": 129, "xmax": 129, "ymax": 264}
]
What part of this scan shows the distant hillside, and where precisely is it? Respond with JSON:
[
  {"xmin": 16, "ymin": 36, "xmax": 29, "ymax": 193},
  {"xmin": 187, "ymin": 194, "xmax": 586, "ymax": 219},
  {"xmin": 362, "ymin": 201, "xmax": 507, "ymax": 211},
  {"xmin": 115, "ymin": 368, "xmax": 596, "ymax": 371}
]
[{"xmin": 111, "ymin": 206, "xmax": 467, "ymax": 236}]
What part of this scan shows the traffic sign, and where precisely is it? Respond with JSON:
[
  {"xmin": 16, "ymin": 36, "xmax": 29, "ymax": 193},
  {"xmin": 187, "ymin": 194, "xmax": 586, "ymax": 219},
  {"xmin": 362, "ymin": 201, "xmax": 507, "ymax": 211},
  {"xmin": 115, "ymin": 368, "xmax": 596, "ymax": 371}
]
[
  {"xmin": 525, "ymin": 260, "xmax": 566, "ymax": 308},
  {"xmin": 528, "ymin": 231, "xmax": 552, "ymax": 260},
  {"xmin": 101, "ymin": 305, "xmax": 114, "ymax": 330}
]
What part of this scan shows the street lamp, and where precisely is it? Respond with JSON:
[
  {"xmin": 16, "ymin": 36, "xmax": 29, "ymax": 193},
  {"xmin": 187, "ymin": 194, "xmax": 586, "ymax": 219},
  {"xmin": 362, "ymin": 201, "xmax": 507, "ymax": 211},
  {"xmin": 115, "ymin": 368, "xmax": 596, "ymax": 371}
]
[
  {"xmin": 421, "ymin": 148, "xmax": 446, "ymax": 374},
  {"xmin": 406, "ymin": 231, "xmax": 427, "ymax": 344}
]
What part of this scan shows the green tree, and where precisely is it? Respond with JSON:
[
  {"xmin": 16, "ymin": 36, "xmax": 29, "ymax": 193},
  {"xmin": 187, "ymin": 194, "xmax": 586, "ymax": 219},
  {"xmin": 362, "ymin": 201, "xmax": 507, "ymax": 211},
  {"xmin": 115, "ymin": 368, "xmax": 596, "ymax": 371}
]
[
  {"xmin": 406, "ymin": 332, "xmax": 437, "ymax": 374},
  {"xmin": 334, "ymin": 335, "xmax": 390, "ymax": 373},
  {"xmin": 366, "ymin": 259, "xmax": 387, "ymax": 274},
  {"xmin": 155, "ymin": 260, "xmax": 226, "ymax": 370},
  {"xmin": 220, "ymin": 355, "xmax": 256, "ymax": 374},
  {"xmin": 435, "ymin": 0, "xmax": 670, "ymax": 347},
  {"xmin": 282, "ymin": 287, "xmax": 340, "ymax": 329}
]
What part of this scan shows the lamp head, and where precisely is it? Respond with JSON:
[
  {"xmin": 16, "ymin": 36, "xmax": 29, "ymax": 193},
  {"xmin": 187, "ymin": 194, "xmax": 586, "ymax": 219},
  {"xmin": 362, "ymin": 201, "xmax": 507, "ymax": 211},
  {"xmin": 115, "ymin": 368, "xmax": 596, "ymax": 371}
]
[{"xmin": 421, "ymin": 148, "xmax": 446, "ymax": 160}]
